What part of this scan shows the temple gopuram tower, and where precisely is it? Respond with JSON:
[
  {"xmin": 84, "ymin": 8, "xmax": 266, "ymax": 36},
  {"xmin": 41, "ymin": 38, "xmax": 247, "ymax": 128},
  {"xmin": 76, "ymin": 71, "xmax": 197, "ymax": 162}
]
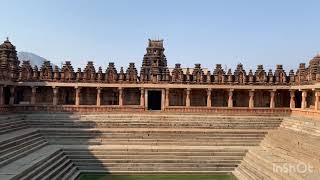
[
  {"xmin": 0, "ymin": 38, "xmax": 19, "ymax": 80},
  {"xmin": 140, "ymin": 39, "xmax": 170, "ymax": 83}
]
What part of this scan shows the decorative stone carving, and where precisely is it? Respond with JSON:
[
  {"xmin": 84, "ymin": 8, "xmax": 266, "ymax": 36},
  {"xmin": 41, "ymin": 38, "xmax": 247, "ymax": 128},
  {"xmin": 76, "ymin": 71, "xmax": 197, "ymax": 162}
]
[
  {"xmin": 97, "ymin": 67, "xmax": 103, "ymax": 82},
  {"xmin": 296, "ymin": 63, "xmax": 307, "ymax": 84},
  {"xmin": 53, "ymin": 65, "xmax": 60, "ymax": 81},
  {"xmin": 33, "ymin": 66, "xmax": 39, "ymax": 80},
  {"xmin": 105, "ymin": 62, "xmax": 118, "ymax": 83},
  {"xmin": 76, "ymin": 68, "xmax": 82, "ymax": 81},
  {"xmin": 213, "ymin": 64, "xmax": 225, "ymax": 84},
  {"xmin": 140, "ymin": 39, "xmax": 168, "ymax": 82},
  {"xmin": 172, "ymin": 63, "xmax": 184, "ymax": 83},
  {"xmin": 119, "ymin": 67, "xmax": 124, "ymax": 82},
  {"xmin": 227, "ymin": 69, "xmax": 233, "ymax": 83},
  {"xmin": 0, "ymin": 38, "xmax": 19, "ymax": 80},
  {"xmin": 83, "ymin": 61, "xmax": 96, "ymax": 81},
  {"xmin": 289, "ymin": 69, "xmax": 295, "ymax": 83},
  {"xmin": 274, "ymin": 65, "xmax": 287, "ymax": 84},
  {"xmin": 234, "ymin": 64, "xmax": 246, "ymax": 84},
  {"xmin": 61, "ymin": 61, "xmax": 74, "ymax": 81},
  {"xmin": 206, "ymin": 71, "xmax": 211, "ymax": 83},
  {"xmin": 192, "ymin": 64, "xmax": 204, "ymax": 83},
  {"xmin": 126, "ymin": 63, "xmax": 138, "ymax": 82},
  {"xmin": 308, "ymin": 54, "xmax": 320, "ymax": 81},
  {"xmin": 255, "ymin": 65, "xmax": 267, "ymax": 84},
  {"xmin": 185, "ymin": 68, "xmax": 190, "ymax": 83},
  {"xmin": 248, "ymin": 70, "xmax": 254, "ymax": 84},
  {"xmin": 19, "ymin": 61, "xmax": 33, "ymax": 81},
  {"xmin": 268, "ymin": 69, "xmax": 274, "ymax": 84},
  {"xmin": 40, "ymin": 61, "xmax": 53, "ymax": 80}
]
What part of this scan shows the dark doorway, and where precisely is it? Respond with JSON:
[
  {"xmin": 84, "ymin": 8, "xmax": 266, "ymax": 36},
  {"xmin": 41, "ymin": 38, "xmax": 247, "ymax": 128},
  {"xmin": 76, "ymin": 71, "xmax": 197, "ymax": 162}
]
[{"xmin": 148, "ymin": 90, "xmax": 162, "ymax": 110}]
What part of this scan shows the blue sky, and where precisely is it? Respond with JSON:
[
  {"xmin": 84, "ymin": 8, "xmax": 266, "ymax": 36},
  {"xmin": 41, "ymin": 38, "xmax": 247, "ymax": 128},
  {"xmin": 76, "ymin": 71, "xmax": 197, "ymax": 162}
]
[{"xmin": 1, "ymin": 0, "xmax": 320, "ymax": 71}]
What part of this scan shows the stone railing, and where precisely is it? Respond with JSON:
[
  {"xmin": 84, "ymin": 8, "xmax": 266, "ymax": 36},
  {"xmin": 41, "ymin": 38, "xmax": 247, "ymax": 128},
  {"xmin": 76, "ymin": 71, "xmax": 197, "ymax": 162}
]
[
  {"xmin": 0, "ymin": 105, "xmax": 145, "ymax": 113},
  {"xmin": 164, "ymin": 106, "xmax": 291, "ymax": 116},
  {"xmin": 291, "ymin": 108, "xmax": 320, "ymax": 119}
]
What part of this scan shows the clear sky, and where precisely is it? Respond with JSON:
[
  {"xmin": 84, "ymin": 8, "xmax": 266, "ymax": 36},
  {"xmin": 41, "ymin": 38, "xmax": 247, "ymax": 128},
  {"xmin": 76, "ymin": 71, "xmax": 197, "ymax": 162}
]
[{"xmin": 1, "ymin": 0, "xmax": 320, "ymax": 72}]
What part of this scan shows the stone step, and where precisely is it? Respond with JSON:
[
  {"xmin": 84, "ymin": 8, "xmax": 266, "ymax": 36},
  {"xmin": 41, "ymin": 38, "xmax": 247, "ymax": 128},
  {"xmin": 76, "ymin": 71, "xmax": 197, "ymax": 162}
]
[
  {"xmin": 70, "ymin": 158, "xmax": 242, "ymax": 165},
  {"xmin": 32, "ymin": 156, "xmax": 72, "ymax": 180},
  {"xmin": 51, "ymin": 140, "xmax": 260, "ymax": 146},
  {"xmin": 64, "ymin": 151, "xmax": 246, "ymax": 156},
  {"xmin": 0, "ymin": 135, "xmax": 44, "ymax": 156},
  {"xmin": 73, "ymin": 162, "xmax": 239, "ymax": 168},
  {"xmin": 0, "ymin": 139, "xmax": 48, "ymax": 168},
  {"xmin": 17, "ymin": 150, "xmax": 65, "ymax": 180},
  {"xmin": 76, "ymin": 166, "xmax": 236, "ymax": 172},
  {"xmin": 50, "ymin": 160, "xmax": 75, "ymax": 180},
  {"xmin": 0, "ymin": 129, "xmax": 37, "ymax": 145},
  {"xmin": 0, "ymin": 145, "xmax": 60, "ymax": 180},
  {"xmin": 60, "ymin": 166, "xmax": 78, "ymax": 180},
  {"xmin": 66, "ymin": 155, "xmax": 244, "ymax": 160}
]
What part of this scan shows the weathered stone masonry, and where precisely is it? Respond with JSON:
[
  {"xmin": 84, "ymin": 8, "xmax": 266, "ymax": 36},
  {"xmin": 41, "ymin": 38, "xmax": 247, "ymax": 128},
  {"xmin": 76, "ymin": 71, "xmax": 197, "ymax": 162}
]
[{"xmin": 0, "ymin": 38, "xmax": 319, "ymax": 113}]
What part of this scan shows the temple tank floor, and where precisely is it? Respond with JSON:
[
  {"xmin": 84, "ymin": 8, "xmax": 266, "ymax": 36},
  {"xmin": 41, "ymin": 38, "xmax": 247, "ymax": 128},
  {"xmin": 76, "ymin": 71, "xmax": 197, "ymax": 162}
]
[{"xmin": 76, "ymin": 174, "xmax": 237, "ymax": 180}]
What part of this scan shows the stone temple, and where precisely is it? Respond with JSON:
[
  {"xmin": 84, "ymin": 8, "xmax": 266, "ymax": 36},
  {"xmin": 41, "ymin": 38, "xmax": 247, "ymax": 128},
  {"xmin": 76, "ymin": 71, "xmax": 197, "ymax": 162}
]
[{"xmin": 0, "ymin": 38, "xmax": 319, "ymax": 179}]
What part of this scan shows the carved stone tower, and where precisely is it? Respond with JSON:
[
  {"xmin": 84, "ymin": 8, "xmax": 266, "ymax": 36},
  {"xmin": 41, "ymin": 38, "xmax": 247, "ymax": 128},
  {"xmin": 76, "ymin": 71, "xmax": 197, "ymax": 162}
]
[
  {"xmin": 140, "ymin": 39, "xmax": 170, "ymax": 83},
  {"xmin": 0, "ymin": 38, "xmax": 19, "ymax": 80}
]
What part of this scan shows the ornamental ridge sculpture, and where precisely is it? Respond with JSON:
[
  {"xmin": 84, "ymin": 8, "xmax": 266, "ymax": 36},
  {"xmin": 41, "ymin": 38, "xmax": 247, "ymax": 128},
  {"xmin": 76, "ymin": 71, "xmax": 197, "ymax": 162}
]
[{"xmin": 0, "ymin": 38, "xmax": 319, "ymax": 85}]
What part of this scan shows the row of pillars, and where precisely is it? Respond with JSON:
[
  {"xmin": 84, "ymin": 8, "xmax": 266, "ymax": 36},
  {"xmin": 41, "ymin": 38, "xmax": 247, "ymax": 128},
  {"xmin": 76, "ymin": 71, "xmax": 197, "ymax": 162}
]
[
  {"xmin": 0, "ymin": 86, "xmax": 319, "ymax": 111},
  {"xmin": 182, "ymin": 88, "xmax": 276, "ymax": 108}
]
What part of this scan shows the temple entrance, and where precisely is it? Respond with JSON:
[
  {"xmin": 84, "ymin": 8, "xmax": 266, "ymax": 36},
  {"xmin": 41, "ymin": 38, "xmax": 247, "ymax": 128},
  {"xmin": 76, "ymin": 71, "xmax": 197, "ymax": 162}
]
[{"xmin": 148, "ymin": 90, "xmax": 162, "ymax": 110}]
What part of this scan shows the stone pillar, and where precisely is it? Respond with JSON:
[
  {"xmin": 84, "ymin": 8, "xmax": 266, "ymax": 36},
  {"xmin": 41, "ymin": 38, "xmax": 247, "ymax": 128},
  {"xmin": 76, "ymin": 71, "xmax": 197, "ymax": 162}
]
[
  {"xmin": 165, "ymin": 88, "xmax": 169, "ymax": 107},
  {"xmin": 290, "ymin": 90, "xmax": 295, "ymax": 109},
  {"xmin": 75, "ymin": 87, "xmax": 81, "ymax": 106},
  {"xmin": 228, "ymin": 89, "xmax": 233, "ymax": 108},
  {"xmin": 9, "ymin": 86, "xmax": 15, "ymax": 105},
  {"xmin": 186, "ymin": 88, "xmax": 191, "ymax": 107},
  {"xmin": 301, "ymin": 90, "xmax": 307, "ymax": 109},
  {"xmin": 96, "ymin": 87, "xmax": 101, "ymax": 106},
  {"xmin": 119, "ymin": 87, "xmax": 123, "ymax": 106},
  {"xmin": 315, "ymin": 91, "xmax": 320, "ymax": 111},
  {"xmin": 0, "ymin": 86, "xmax": 4, "ymax": 105},
  {"xmin": 270, "ymin": 90, "xmax": 276, "ymax": 109},
  {"xmin": 140, "ymin": 88, "xmax": 145, "ymax": 107},
  {"xmin": 161, "ymin": 89, "xmax": 165, "ymax": 110},
  {"xmin": 249, "ymin": 90, "xmax": 254, "ymax": 108},
  {"xmin": 31, "ymin": 87, "xmax": 37, "ymax": 105},
  {"xmin": 52, "ymin": 87, "xmax": 59, "ymax": 106},
  {"xmin": 207, "ymin": 88, "xmax": 212, "ymax": 107}
]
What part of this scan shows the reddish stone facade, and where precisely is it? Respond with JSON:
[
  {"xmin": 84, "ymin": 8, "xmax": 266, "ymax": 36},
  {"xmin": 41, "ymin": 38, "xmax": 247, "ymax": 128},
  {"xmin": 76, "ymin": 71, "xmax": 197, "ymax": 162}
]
[{"xmin": 0, "ymin": 38, "xmax": 319, "ymax": 113}]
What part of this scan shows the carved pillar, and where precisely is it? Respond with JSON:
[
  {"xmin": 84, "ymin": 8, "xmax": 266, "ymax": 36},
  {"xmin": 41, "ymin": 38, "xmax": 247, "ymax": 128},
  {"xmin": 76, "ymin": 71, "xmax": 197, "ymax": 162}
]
[
  {"xmin": 9, "ymin": 86, "xmax": 15, "ymax": 105},
  {"xmin": 140, "ymin": 88, "xmax": 145, "ymax": 107},
  {"xmin": 207, "ymin": 88, "xmax": 212, "ymax": 107},
  {"xmin": 186, "ymin": 88, "xmax": 191, "ymax": 107},
  {"xmin": 315, "ymin": 91, "xmax": 320, "ymax": 111},
  {"xmin": 31, "ymin": 87, "xmax": 37, "ymax": 105},
  {"xmin": 52, "ymin": 87, "xmax": 59, "ymax": 105},
  {"xmin": 75, "ymin": 87, "xmax": 81, "ymax": 106},
  {"xmin": 96, "ymin": 87, "xmax": 101, "ymax": 106},
  {"xmin": 301, "ymin": 90, "xmax": 307, "ymax": 109},
  {"xmin": 165, "ymin": 88, "xmax": 169, "ymax": 107},
  {"xmin": 249, "ymin": 90, "xmax": 254, "ymax": 108},
  {"xmin": 119, "ymin": 87, "xmax": 123, "ymax": 107},
  {"xmin": 228, "ymin": 89, "xmax": 233, "ymax": 108},
  {"xmin": 161, "ymin": 89, "xmax": 165, "ymax": 110},
  {"xmin": 290, "ymin": 90, "xmax": 295, "ymax": 108},
  {"xmin": 0, "ymin": 86, "xmax": 4, "ymax": 105},
  {"xmin": 270, "ymin": 90, "xmax": 276, "ymax": 108}
]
